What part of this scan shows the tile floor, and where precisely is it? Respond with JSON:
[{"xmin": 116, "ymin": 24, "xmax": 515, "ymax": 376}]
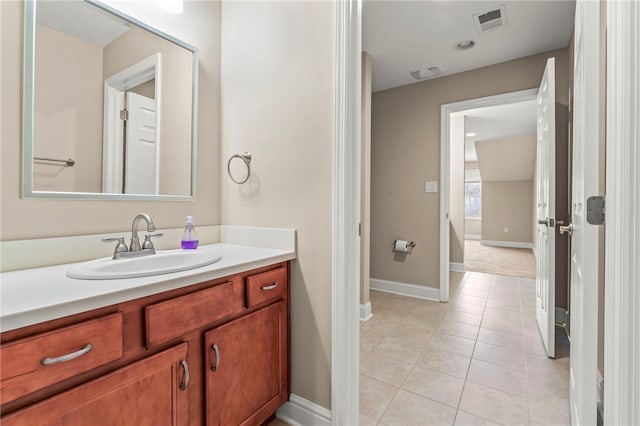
[{"xmin": 360, "ymin": 271, "xmax": 571, "ymax": 426}]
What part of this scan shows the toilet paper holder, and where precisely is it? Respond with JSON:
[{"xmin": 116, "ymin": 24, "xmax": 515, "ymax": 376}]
[{"xmin": 392, "ymin": 240, "xmax": 416, "ymax": 253}]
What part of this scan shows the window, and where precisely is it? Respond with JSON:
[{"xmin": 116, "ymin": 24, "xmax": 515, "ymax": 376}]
[{"xmin": 465, "ymin": 182, "xmax": 481, "ymax": 218}]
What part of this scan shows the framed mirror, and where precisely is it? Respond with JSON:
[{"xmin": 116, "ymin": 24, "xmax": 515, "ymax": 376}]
[{"xmin": 22, "ymin": 0, "xmax": 199, "ymax": 200}]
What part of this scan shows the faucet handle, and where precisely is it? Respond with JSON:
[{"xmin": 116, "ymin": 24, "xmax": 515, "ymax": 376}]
[
  {"xmin": 102, "ymin": 236, "xmax": 128, "ymax": 257},
  {"xmin": 142, "ymin": 233, "xmax": 163, "ymax": 250}
]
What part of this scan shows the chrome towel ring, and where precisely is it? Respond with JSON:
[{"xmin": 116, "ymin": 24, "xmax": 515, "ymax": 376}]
[{"xmin": 227, "ymin": 152, "xmax": 252, "ymax": 184}]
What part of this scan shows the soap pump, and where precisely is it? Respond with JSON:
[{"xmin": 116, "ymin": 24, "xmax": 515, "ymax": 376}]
[{"xmin": 181, "ymin": 216, "xmax": 199, "ymax": 250}]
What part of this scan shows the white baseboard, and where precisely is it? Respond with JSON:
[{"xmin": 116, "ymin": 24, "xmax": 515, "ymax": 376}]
[
  {"xmin": 360, "ymin": 302, "xmax": 373, "ymax": 321},
  {"xmin": 370, "ymin": 278, "xmax": 440, "ymax": 302},
  {"xmin": 532, "ymin": 246, "xmax": 538, "ymax": 260},
  {"xmin": 480, "ymin": 240, "xmax": 534, "ymax": 250},
  {"xmin": 449, "ymin": 262, "xmax": 465, "ymax": 272},
  {"xmin": 276, "ymin": 394, "xmax": 331, "ymax": 426},
  {"xmin": 464, "ymin": 234, "xmax": 481, "ymax": 240}
]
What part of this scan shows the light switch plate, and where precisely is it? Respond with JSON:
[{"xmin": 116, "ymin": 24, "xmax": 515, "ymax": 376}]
[{"xmin": 425, "ymin": 181, "xmax": 438, "ymax": 193}]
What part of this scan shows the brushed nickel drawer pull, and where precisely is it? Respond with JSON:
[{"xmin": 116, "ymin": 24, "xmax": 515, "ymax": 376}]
[
  {"xmin": 180, "ymin": 360, "xmax": 189, "ymax": 390},
  {"xmin": 261, "ymin": 282, "xmax": 279, "ymax": 291},
  {"xmin": 211, "ymin": 344, "xmax": 220, "ymax": 372},
  {"xmin": 41, "ymin": 343, "xmax": 93, "ymax": 366}
]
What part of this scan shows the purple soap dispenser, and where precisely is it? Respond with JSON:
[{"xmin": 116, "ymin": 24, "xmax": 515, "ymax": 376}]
[{"xmin": 181, "ymin": 216, "xmax": 199, "ymax": 250}]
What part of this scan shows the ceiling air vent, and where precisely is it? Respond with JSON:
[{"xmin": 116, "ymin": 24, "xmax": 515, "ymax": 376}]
[
  {"xmin": 473, "ymin": 5, "xmax": 507, "ymax": 34},
  {"xmin": 409, "ymin": 65, "xmax": 443, "ymax": 81}
]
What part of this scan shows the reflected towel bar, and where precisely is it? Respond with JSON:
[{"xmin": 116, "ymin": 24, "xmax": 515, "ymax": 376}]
[{"xmin": 34, "ymin": 157, "xmax": 76, "ymax": 167}]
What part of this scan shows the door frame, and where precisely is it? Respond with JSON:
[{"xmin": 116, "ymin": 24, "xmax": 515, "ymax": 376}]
[
  {"xmin": 439, "ymin": 88, "xmax": 538, "ymax": 302},
  {"xmin": 103, "ymin": 53, "xmax": 161, "ymax": 193},
  {"xmin": 331, "ymin": 0, "xmax": 361, "ymax": 424},
  {"xmin": 604, "ymin": 1, "xmax": 640, "ymax": 424}
]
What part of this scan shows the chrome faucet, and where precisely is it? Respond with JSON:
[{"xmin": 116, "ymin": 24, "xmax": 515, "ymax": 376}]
[
  {"xmin": 103, "ymin": 213, "xmax": 163, "ymax": 259},
  {"xmin": 130, "ymin": 213, "xmax": 156, "ymax": 251}
]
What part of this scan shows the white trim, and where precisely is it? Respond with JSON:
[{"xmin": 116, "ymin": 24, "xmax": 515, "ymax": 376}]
[
  {"xmin": 370, "ymin": 278, "xmax": 440, "ymax": 302},
  {"xmin": 604, "ymin": 1, "xmax": 640, "ymax": 425},
  {"xmin": 480, "ymin": 240, "xmax": 534, "ymax": 250},
  {"xmin": 331, "ymin": 0, "xmax": 361, "ymax": 424},
  {"xmin": 276, "ymin": 394, "xmax": 332, "ymax": 426},
  {"xmin": 464, "ymin": 234, "xmax": 481, "ymax": 241},
  {"xmin": 360, "ymin": 302, "xmax": 373, "ymax": 321},
  {"xmin": 440, "ymin": 88, "xmax": 538, "ymax": 304},
  {"xmin": 449, "ymin": 262, "xmax": 465, "ymax": 272}
]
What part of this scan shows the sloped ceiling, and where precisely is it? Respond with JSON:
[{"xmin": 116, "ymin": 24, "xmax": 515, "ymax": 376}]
[{"xmin": 475, "ymin": 135, "xmax": 536, "ymax": 181}]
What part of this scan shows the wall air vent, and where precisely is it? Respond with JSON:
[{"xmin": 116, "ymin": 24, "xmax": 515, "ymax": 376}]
[
  {"xmin": 473, "ymin": 4, "xmax": 507, "ymax": 34},
  {"xmin": 409, "ymin": 65, "xmax": 443, "ymax": 81}
]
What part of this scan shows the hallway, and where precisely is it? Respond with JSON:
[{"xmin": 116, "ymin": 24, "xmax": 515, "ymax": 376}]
[{"xmin": 360, "ymin": 272, "xmax": 570, "ymax": 425}]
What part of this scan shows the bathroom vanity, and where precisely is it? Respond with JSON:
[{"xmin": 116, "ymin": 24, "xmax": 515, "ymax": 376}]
[{"xmin": 0, "ymin": 241, "xmax": 293, "ymax": 425}]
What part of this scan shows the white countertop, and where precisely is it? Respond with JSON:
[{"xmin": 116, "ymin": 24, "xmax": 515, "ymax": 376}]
[{"xmin": 0, "ymin": 243, "xmax": 295, "ymax": 333}]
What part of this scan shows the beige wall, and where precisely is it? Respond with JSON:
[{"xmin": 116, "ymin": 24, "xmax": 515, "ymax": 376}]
[
  {"xmin": 449, "ymin": 114, "xmax": 465, "ymax": 264},
  {"xmin": 1, "ymin": 0, "xmax": 220, "ymax": 241},
  {"xmin": 219, "ymin": 1, "xmax": 334, "ymax": 410},
  {"xmin": 465, "ymin": 219, "xmax": 481, "ymax": 236},
  {"xmin": 482, "ymin": 180, "xmax": 534, "ymax": 243},
  {"xmin": 33, "ymin": 25, "xmax": 103, "ymax": 193},
  {"xmin": 104, "ymin": 24, "xmax": 193, "ymax": 196},
  {"xmin": 361, "ymin": 52, "xmax": 372, "ymax": 306},
  {"xmin": 371, "ymin": 47, "xmax": 570, "ymax": 287}
]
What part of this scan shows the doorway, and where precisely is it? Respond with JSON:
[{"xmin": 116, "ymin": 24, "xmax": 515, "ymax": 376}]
[
  {"xmin": 439, "ymin": 88, "xmax": 538, "ymax": 301},
  {"xmin": 449, "ymin": 99, "xmax": 538, "ymax": 280}
]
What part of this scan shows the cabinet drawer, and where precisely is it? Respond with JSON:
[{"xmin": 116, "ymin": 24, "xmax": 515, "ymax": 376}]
[
  {"xmin": 145, "ymin": 281, "xmax": 235, "ymax": 347},
  {"xmin": 245, "ymin": 266, "xmax": 287, "ymax": 308},
  {"xmin": 0, "ymin": 313, "xmax": 123, "ymax": 405}
]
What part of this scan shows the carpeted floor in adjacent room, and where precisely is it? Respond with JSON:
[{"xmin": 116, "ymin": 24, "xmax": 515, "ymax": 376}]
[{"xmin": 463, "ymin": 240, "xmax": 536, "ymax": 279}]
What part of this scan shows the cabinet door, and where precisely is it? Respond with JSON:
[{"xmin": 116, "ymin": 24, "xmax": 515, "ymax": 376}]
[
  {"xmin": 205, "ymin": 302, "xmax": 288, "ymax": 426},
  {"xmin": 2, "ymin": 343, "xmax": 190, "ymax": 426}
]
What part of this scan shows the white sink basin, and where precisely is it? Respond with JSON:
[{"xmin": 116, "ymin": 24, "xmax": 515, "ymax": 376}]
[{"xmin": 66, "ymin": 250, "xmax": 223, "ymax": 280}]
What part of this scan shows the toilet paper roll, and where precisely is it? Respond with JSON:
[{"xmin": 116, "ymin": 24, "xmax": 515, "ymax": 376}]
[{"xmin": 393, "ymin": 240, "xmax": 412, "ymax": 253}]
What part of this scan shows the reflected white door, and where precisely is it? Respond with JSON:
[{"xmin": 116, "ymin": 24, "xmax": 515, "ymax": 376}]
[
  {"xmin": 125, "ymin": 92, "xmax": 158, "ymax": 194},
  {"xmin": 569, "ymin": 0, "xmax": 600, "ymax": 423},
  {"xmin": 535, "ymin": 57, "xmax": 556, "ymax": 359}
]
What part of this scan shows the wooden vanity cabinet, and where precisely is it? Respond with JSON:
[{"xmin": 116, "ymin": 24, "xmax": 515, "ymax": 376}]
[
  {"xmin": 205, "ymin": 301, "xmax": 288, "ymax": 426},
  {"xmin": 0, "ymin": 261, "xmax": 290, "ymax": 426},
  {"xmin": 1, "ymin": 343, "xmax": 190, "ymax": 426}
]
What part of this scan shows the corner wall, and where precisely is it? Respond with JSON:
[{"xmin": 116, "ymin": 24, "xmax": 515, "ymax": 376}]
[{"xmin": 371, "ymin": 48, "xmax": 570, "ymax": 288}]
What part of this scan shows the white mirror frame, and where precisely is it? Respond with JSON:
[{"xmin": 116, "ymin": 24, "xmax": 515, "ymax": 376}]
[{"xmin": 21, "ymin": 0, "xmax": 199, "ymax": 201}]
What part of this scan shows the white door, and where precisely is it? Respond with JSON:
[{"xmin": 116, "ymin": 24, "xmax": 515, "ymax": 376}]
[
  {"xmin": 125, "ymin": 92, "xmax": 158, "ymax": 194},
  {"xmin": 535, "ymin": 58, "xmax": 556, "ymax": 358},
  {"xmin": 569, "ymin": 0, "xmax": 600, "ymax": 424}
]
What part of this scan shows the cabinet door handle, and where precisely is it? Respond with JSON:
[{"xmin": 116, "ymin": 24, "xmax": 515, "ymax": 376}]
[
  {"xmin": 180, "ymin": 360, "xmax": 189, "ymax": 390},
  {"xmin": 211, "ymin": 344, "xmax": 220, "ymax": 372},
  {"xmin": 41, "ymin": 343, "xmax": 93, "ymax": 366},
  {"xmin": 261, "ymin": 282, "xmax": 279, "ymax": 291}
]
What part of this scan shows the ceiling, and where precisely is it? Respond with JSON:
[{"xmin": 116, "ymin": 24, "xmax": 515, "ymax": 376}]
[
  {"xmin": 37, "ymin": 1, "xmax": 130, "ymax": 47},
  {"xmin": 363, "ymin": 0, "xmax": 576, "ymax": 92},
  {"xmin": 460, "ymin": 99, "xmax": 537, "ymax": 162}
]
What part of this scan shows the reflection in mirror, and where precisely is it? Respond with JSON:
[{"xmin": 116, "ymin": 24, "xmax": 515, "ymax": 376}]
[{"xmin": 24, "ymin": 0, "xmax": 198, "ymax": 199}]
